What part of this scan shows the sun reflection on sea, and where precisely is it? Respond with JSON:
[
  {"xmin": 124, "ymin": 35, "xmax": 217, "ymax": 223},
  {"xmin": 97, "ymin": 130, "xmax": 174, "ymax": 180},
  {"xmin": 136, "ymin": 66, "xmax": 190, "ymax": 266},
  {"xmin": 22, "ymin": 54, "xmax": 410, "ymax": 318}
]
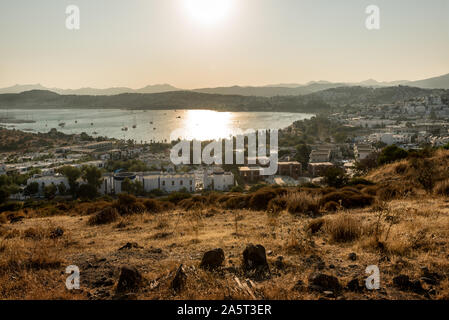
[{"xmin": 180, "ymin": 110, "xmax": 233, "ymax": 141}]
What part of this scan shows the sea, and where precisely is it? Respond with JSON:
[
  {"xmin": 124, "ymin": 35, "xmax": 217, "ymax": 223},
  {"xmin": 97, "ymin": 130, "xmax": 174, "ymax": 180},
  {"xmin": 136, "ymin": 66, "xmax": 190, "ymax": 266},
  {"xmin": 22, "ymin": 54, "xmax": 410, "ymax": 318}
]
[{"xmin": 0, "ymin": 108, "xmax": 315, "ymax": 142}]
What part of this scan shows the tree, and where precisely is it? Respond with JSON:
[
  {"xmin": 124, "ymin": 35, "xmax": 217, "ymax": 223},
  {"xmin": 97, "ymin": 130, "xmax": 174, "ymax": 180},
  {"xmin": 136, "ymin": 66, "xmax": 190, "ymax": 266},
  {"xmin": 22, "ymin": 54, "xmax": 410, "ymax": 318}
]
[
  {"xmin": 378, "ymin": 145, "xmax": 408, "ymax": 165},
  {"xmin": 121, "ymin": 178, "xmax": 133, "ymax": 194},
  {"xmin": 354, "ymin": 152, "xmax": 379, "ymax": 175},
  {"xmin": 323, "ymin": 167, "xmax": 348, "ymax": 188},
  {"xmin": 82, "ymin": 166, "xmax": 103, "ymax": 189},
  {"xmin": 57, "ymin": 182, "xmax": 67, "ymax": 195},
  {"xmin": 44, "ymin": 184, "xmax": 57, "ymax": 200},
  {"xmin": 0, "ymin": 187, "xmax": 10, "ymax": 204},
  {"xmin": 24, "ymin": 182, "xmax": 39, "ymax": 197},
  {"xmin": 78, "ymin": 184, "xmax": 98, "ymax": 200},
  {"xmin": 121, "ymin": 178, "xmax": 144, "ymax": 196},
  {"xmin": 58, "ymin": 166, "xmax": 82, "ymax": 196},
  {"xmin": 295, "ymin": 144, "xmax": 312, "ymax": 171}
]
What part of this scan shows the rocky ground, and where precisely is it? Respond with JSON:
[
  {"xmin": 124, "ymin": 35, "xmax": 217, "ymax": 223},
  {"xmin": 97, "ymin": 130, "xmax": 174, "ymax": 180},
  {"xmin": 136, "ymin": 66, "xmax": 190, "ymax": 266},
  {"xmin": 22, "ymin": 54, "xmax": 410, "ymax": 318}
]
[{"xmin": 1, "ymin": 196, "xmax": 448, "ymax": 300}]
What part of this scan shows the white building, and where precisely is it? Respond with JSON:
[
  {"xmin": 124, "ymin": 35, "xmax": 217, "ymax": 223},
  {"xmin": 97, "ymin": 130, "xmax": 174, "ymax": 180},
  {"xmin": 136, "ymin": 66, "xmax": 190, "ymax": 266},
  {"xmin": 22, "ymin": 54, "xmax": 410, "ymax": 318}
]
[
  {"xmin": 203, "ymin": 171, "xmax": 234, "ymax": 191},
  {"xmin": 26, "ymin": 174, "xmax": 69, "ymax": 194},
  {"xmin": 160, "ymin": 174, "xmax": 195, "ymax": 193}
]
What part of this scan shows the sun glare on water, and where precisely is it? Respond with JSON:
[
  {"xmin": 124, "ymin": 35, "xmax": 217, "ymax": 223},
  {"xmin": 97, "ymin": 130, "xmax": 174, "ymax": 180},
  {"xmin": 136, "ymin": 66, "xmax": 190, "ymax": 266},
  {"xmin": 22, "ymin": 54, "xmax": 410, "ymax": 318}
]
[{"xmin": 183, "ymin": 0, "xmax": 235, "ymax": 25}]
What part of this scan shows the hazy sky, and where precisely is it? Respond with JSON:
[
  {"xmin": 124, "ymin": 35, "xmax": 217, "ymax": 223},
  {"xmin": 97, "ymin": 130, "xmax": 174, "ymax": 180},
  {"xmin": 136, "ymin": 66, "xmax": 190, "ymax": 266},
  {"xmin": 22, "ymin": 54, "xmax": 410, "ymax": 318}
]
[{"xmin": 1, "ymin": 0, "xmax": 448, "ymax": 89}]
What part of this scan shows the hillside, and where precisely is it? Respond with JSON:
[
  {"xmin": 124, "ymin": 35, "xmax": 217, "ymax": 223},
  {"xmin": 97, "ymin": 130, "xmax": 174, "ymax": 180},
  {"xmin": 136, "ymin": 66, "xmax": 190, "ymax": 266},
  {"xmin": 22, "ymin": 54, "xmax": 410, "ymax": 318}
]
[
  {"xmin": 0, "ymin": 152, "xmax": 448, "ymax": 300},
  {"xmin": 0, "ymin": 86, "xmax": 446, "ymax": 113}
]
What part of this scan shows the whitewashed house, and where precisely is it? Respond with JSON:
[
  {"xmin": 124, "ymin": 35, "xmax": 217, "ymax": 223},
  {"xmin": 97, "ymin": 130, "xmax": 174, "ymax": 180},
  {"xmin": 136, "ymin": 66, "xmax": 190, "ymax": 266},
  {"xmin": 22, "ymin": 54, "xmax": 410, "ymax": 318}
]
[
  {"xmin": 203, "ymin": 171, "xmax": 234, "ymax": 191},
  {"xmin": 26, "ymin": 174, "xmax": 69, "ymax": 194},
  {"xmin": 160, "ymin": 174, "xmax": 195, "ymax": 193}
]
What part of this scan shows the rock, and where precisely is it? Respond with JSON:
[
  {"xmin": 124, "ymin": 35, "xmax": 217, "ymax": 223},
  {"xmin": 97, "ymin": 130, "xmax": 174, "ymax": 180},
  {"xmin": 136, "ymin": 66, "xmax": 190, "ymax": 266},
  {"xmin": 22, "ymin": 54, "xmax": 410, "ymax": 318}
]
[
  {"xmin": 242, "ymin": 244, "xmax": 270, "ymax": 273},
  {"xmin": 329, "ymin": 264, "xmax": 335, "ymax": 269},
  {"xmin": 317, "ymin": 261, "xmax": 326, "ymax": 270},
  {"xmin": 274, "ymin": 256, "xmax": 284, "ymax": 269},
  {"xmin": 200, "ymin": 248, "xmax": 225, "ymax": 270},
  {"xmin": 49, "ymin": 227, "xmax": 64, "ymax": 239},
  {"xmin": 420, "ymin": 268, "xmax": 441, "ymax": 285},
  {"xmin": 292, "ymin": 280, "xmax": 305, "ymax": 292},
  {"xmin": 171, "ymin": 264, "xmax": 187, "ymax": 294},
  {"xmin": 323, "ymin": 291, "xmax": 335, "ymax": 297},
  {"xmin": 346, "ymin": 278, "xmax": 363, "ymax": 292},
  {"xmin": 392, "ymin": 275, "xmax": 425, "ymax": 294},
  {"xmin": 308, "ymin": 273, "xmax": 342, "ymax": 293},
  {"xmin": 148, "ymin": 248, "xmax": 163, "ymax": 254},
  {"xmin": 348, "ymin": 253, "xmax": 357, "ymax": 261},
  {"xmin": 119, "ymin": 242, "xmax": 143, "ymax": 250},
  {"xmin": 116, "ymin": 266, "xmax": 142, "ymax": 293},
  {"xmin": 10, "ymin": 216, "xmax": 24, "ymax": 224}
]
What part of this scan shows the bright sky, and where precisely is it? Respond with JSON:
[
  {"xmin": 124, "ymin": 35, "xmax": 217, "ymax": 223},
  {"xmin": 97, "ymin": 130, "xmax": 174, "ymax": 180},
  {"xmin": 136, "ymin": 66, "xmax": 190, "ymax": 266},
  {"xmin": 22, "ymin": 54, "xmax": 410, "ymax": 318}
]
[{"xmin": 0, "ymin": 0, "xmax": 448, "ymax": 89}]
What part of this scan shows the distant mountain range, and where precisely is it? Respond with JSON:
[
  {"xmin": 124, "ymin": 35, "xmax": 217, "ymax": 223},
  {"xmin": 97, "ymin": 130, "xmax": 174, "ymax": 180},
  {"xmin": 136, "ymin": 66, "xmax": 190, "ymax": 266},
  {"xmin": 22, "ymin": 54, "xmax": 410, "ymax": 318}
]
[
  {"xmin": 0, "ymin": 84, "xmax": 179, "ymax": 96},
  {"xmin": 1, "ymin": 73, "xmax": 448, "ymax": 97},
  {"xmin": 0, "ymin": 86, "xmax": 446, "ymax": 114}
]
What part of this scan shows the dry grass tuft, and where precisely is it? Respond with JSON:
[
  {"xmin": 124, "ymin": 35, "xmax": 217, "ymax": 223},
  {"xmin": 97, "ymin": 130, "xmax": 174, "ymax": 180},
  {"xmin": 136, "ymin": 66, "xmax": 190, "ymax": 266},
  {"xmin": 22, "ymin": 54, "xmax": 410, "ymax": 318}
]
[
  {"xmin": 285, "ymin": 192, "xmax": 321, "ymax": 216},
  {"xmin": 324, "ymin": 213, "xmax": 362, "ymax": 243}
]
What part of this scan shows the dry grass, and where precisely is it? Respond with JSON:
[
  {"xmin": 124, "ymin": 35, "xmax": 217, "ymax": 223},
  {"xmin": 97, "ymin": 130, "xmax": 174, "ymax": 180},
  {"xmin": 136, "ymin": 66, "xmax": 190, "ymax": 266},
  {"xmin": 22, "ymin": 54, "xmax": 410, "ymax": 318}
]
[
  {"xmin": 0, "ymin": 193, "xmax": 448, "ymax": 300},
  {"xmin": 285, "ymin": 192, "xmax": 321, "ymax": 216},
  {"xmin": 324, "ymin": 213, "xmax": 362, "ymax": 243}
]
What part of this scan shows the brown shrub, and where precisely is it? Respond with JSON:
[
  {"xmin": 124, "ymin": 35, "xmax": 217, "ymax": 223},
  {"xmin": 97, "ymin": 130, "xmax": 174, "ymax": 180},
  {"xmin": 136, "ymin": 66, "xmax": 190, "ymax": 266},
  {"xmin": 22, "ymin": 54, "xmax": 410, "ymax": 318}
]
[
  {"xmin": 143, "ymin": 199, "xmax": 163, "ymax": 213},
  {"xmin": 321, "ymin": 190, "xmax": 374, "ymax": 209},
  {"xmin": 286, "ymin": 192, "xmax": 320, "ymax": 216},
  {"xmin": 159, "ymin": 201, "xmax": 175, "ymax": 211},
  {"xmin": 395, "ymin": 163, "xmax": 408, "ymax": 174},
  {"xmin": 248, "ymin": 187, "xmax": 287, "ymax": 211},
  {"xmin": 376, "ymin": 183, "xmax": 415, "ymax": 201},
  {"xmin": 325, "ymin": 214, "xmax": 362, "ymax": 243},
  {"xmin": 88, "ymin": 207, "xmax": 120, "ymax": 225},
  {"xmin": 306, "ymin": 218, "xmax": 325, "ymax": 234},
  {"xmin": 323, "ymin": 201, "xmax": 339, "ymax": 212},
  {"xmin": 361, "ymin": 186, "xmax": 378, "ymax": 196},
  {"xmin": 267, "ymin": 197, "xmax": 287, "ymax": 214},
  {"xmin": 23, "ymin": 227, "xmax": 44, "ymax": 240},
  {"xmin": 179, "ymin": 196, "xmax": 207, "ymax": 211},
  {"xmin": 223, "ymin": 195, "xmax": 251, "ymax": 210},
  {"xmin": 113, "ymin": 194, "xmax": 145, "ymax": 215},
  {"xmin": 434, "ymin": 179, "xmax": 449, "ymax": 196}
]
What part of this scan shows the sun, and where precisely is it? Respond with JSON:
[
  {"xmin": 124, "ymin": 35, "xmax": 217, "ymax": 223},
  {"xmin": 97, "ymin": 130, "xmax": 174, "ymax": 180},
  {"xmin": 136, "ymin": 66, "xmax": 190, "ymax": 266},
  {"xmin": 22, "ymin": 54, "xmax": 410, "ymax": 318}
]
[{"xmin": 183, "ymin": 0, "xmax": 234, "ymax": 25}]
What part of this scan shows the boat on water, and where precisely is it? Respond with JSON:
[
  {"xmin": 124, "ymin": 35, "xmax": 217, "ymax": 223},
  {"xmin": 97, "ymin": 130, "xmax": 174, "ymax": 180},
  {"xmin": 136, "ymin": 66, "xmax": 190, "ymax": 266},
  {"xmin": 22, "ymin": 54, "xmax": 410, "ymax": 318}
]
[
  {"xmin": 132, "ymin": 125, "xmax": 137, "ymax": 129},
  {"xmin": 122, "ymin": 127, "xmax": 128, "ymax": 131},
  {"xmin": 58, "ymin": 122, "xmax": 66, "ymax": 127},
  {"xmin": 75, "ymin": 120, "xmax": 78, "ymax": 123}
]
